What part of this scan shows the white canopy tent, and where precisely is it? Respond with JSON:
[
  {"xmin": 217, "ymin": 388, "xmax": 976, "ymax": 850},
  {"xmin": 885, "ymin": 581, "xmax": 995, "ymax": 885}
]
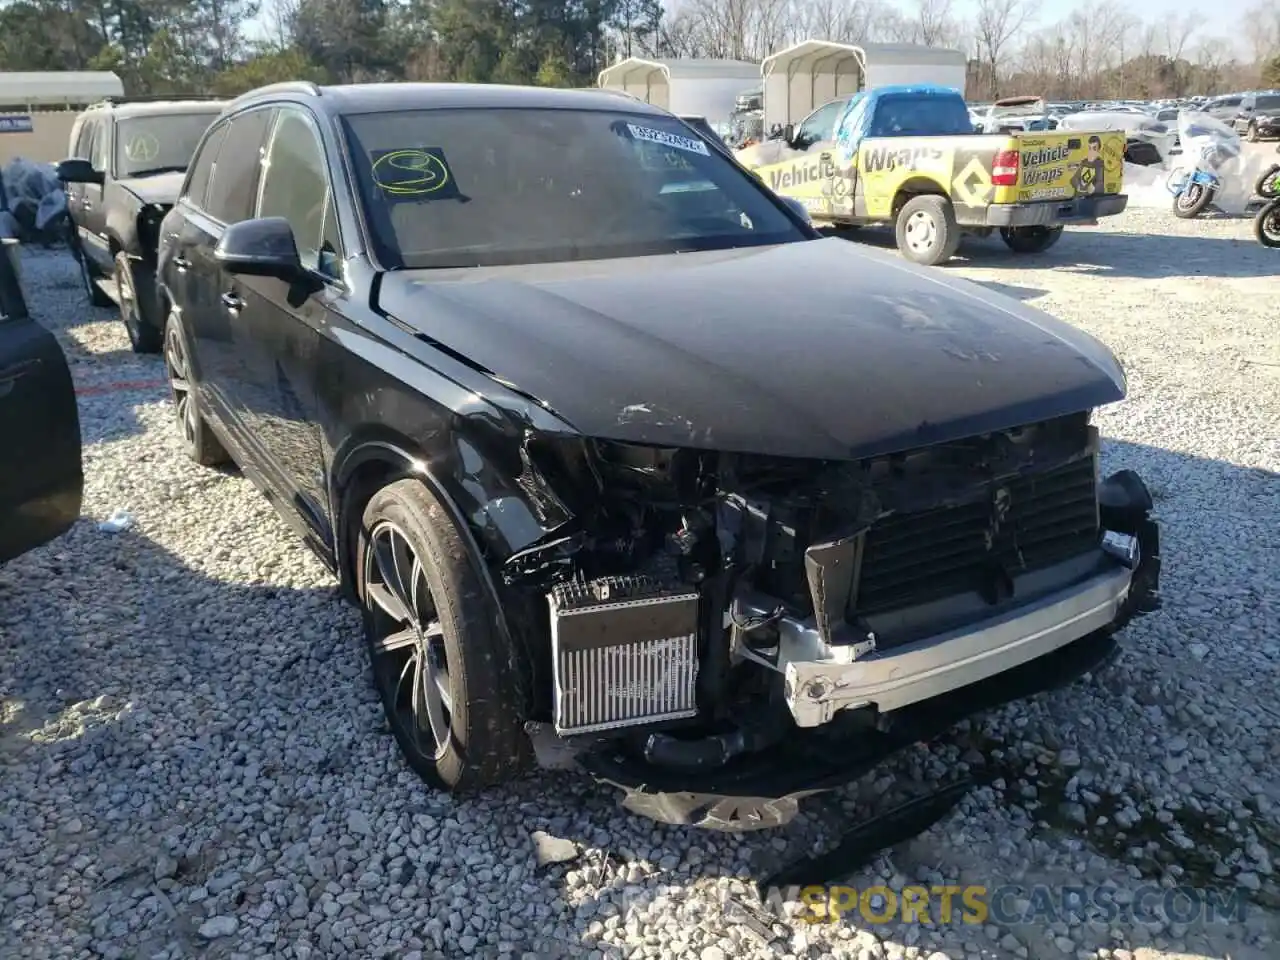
[
  {"xmin": 0, "ymin": 71, "xmax": 124, "ymax": 108},
  {"xmin": 760, "ymin": 41, "xmax": 968, "ymax": 131},
  {"xmin": 597, "ymin": 58, "xmax": 761, "ymax": 124}
]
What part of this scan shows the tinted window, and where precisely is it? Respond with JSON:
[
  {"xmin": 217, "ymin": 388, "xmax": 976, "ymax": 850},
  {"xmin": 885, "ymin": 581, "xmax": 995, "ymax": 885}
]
[
  {"xmin": 342, "ymin": 107, "xmax": 805, "ymax": 269},
  {"xmin": 115, "ymin": 112, "xmax": 221, "ymax": 178},
  {"xmin": 868, "ymin": 95, "xmax": 974, "ymax": 137},
  {"xmin": 796, "ymin": 99, "xmax": 849, "ymax": 145},
  {"xmin": 184, "ymin": 122, "xmax": 227, "ymax": 209},
  {"xmin": 204, "ymin": 108, "xmax": 275, "ymax": 225},
  {"xmin": 1256, "ymin": 96, "xmax": 1280, "ymax": 111},
  {"xmin": 257, "ymin": 109, "xmax": 340, "ymax": 276}
]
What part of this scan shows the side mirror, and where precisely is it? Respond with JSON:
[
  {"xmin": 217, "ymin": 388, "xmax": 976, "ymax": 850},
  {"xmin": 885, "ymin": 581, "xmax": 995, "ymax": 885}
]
[
  {"xmin": 783, "ymin": 123, "xmax": 796, "ymax": 145},
  {"xmin": 215, "ymin": 217, "xmax": 303, "ymax": 280},
  {"xmin": 55, "ymin": 157, "xmax": 103, "ymax": 185}
]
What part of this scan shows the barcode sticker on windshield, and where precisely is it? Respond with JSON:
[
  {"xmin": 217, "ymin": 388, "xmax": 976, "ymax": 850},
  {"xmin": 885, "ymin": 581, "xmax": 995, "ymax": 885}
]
[{"xmin": 626, "ymin": 124, "xmax": 710, "ymax": 156}]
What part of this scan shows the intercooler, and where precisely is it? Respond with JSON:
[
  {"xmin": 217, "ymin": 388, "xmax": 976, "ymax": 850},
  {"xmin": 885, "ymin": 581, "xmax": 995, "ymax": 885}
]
[{"xmin": 547, "ymin": 576, "xmax": 701, "ymax": 736}]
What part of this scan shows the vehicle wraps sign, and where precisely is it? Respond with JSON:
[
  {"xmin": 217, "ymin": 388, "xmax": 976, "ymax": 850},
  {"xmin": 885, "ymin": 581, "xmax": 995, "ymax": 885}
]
[
  {"xmin": 1014, "ymin": 135, "xmax": 1122, "ymax": 202},
  {"xmin": 752, "ymin": 150, "xmax": 858, "ymax": 219},
  {"xmin": 0, "ymin": 115, "xmax": 34, "ymax": 134},
  {"xmin": 860, "ymin": 144, "xmax": 948, "ymax": 174},
  {"xmin": 857, "ymin": 145, "xmax": 955, "ymax": 219}
]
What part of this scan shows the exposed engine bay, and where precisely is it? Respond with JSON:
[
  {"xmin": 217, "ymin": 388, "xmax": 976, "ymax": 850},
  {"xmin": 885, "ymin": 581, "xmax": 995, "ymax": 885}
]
[{"xmin": 502, "ymin": 410, "xmax": 1162, "ymax": 830}]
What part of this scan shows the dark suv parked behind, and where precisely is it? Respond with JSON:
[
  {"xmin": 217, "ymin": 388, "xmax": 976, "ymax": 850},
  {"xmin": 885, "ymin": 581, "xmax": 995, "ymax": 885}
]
[
  {"xmin": 56, "ymin": 96, "xmax": 226, "ymax": 353},
  {"xmin": 1234, "ymin": 92, "xmax": 1280, "ymax": 142}
]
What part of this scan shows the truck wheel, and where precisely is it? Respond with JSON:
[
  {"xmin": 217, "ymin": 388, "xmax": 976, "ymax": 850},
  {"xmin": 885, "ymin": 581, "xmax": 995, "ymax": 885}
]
[
  {"xmin": 357, "ymin": 479, "xmax": 532, "ymax": 792},
  {"xmin": 1000, "ymin": 226, "xmax": 1064, "ymax": 253},
  {"xmin": 895, "ymin": 195, "xmax": 960, "ymax": 266},
  {"xmin": 115, "ymin": 252, "xmax": 162, "ymax": 354},
  {"xmin": 1247, "ymin": 122, "xmax": 1259, "ymax": 143}
]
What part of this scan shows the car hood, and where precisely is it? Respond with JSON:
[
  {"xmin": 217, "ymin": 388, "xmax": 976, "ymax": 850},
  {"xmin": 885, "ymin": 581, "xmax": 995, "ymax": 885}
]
[
  {"xmin": 376, "ymin": 238, "xmax": 1125, "ymax": 461},
  {"xmin": 116, "ymin": 171, "xmax": 185, "ymax": 206}
]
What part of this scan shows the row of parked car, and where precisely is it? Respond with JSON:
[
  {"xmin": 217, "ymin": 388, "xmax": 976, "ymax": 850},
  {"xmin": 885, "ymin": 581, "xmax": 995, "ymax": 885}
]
[{"xmin": 3, "ymin": 79, "xmax": 1163, "ymax": 832}]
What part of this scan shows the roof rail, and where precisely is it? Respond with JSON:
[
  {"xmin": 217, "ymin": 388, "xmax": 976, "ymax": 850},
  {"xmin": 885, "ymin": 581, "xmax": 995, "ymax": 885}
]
[
  {"xmin": 228, "ymin": 81, "xmax": 322, "ymax": 108},
  {"xmin": 92, "ymin": 94, "xmax": 225, "ymax": 106}
]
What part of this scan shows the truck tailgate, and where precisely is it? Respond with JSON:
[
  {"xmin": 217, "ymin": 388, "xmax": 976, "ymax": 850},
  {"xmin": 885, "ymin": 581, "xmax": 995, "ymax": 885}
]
[{"xmin": 1006, "ymin": 131, "xmax": 1124, "ymax": 202}]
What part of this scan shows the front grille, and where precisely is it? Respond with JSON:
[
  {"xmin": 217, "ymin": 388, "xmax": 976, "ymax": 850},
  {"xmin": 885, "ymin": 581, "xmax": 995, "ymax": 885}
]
[
  {"xmin": 548, "ymin": 576, "xmax": 700, "ymax": 736},
  {"xmin": 854, "ymin": 455, "xmax": 1100, "ymax": 615}
]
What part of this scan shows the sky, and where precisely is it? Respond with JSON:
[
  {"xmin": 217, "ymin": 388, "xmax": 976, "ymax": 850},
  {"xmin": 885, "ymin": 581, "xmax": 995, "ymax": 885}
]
[{"xmin": 244, "ymin": 0, "xmax": 1260, "ymax": 61}]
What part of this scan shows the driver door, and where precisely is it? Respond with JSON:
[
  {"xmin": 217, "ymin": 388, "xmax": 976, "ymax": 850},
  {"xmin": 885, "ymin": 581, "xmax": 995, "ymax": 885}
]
[{"xmin": 780, "ymin": 98, "xmax": 855, "ymax": 219}]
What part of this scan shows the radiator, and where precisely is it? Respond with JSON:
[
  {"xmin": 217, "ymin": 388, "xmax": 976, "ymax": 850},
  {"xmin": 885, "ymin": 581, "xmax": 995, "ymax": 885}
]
[{"xmin": 548, "ymin": 576, "xmax": 701, "ymax": 736}]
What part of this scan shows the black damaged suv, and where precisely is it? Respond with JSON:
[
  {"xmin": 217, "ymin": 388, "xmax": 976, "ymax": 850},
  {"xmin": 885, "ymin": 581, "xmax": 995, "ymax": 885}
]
[
  {"xmin": 56, "ymin": 96, "xmax": 226, "ymax": 353},
  {"xmin": 154, "ymin": 81, "xmax": 1161, "ymax": 831}
]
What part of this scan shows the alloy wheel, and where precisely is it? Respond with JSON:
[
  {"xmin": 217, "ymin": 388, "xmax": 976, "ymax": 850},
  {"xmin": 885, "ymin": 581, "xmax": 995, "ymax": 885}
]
[
  {"xmin": 363, "ymin": 521, "xmax": 453, "ymax": 761},
  {"xmin": 1177, "ymin": 185, "xmax": 1204, "ymax": 212},
  {"xmin": 164, "ymin": 322, "xmax": 199, "ymax": 450},
  {"xmin": 116, "ymin": 255, "xmax": 141, "ymax": 348}
]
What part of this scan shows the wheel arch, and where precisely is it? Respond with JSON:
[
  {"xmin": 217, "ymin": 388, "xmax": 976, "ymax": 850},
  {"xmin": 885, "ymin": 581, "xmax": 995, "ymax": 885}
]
[{"xmin": 892, "ymin": 176, "xmax": 950, "ymax": 216}]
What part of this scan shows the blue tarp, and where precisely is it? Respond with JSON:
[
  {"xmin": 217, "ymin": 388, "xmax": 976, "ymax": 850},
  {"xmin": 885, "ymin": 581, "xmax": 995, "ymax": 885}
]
[{"xmin": 834, "ymin": 84, "xmax": 968, "ymax": 164}]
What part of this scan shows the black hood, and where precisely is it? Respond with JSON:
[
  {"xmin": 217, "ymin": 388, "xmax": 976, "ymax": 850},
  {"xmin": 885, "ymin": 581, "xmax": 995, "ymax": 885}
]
[
  {"xmin": 116, "ymin": 171, "xmax": 185, "ymax": 206},
  {"xmin": 376, "ymin": 238, "xmax": 1125, "ymax": 461}
]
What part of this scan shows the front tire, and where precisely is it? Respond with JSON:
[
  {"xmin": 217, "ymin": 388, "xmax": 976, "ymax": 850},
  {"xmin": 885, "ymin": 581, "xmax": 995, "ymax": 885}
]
[
  {"xmin": 895, "ymin": 195, "xmax": 961, "ymax": 266},
  {"xmin": 1000, "ymin": 225, "xmax": 1064, "ymax": 253},
  {"xmin": 1247, "ymin": 122, "xmax": 1259, "ymax": 143},
  {"xmin": 1255, "ymin": 200, "xmax": 1280, "ymax": 248},
  {"xmin": 115, "ymin": 251, "xmax": 161, "ymax": 354},
  {"xmin": 1174, "ymin": 183, "xmax": 1214, "ymax": 218},
  {"xmin": 358, "ymin": 479, "xmax": 531, "ymax": 792},
  {"xmin": 163, "ymin": 310, "xmax": 229, "ymax": 467}
]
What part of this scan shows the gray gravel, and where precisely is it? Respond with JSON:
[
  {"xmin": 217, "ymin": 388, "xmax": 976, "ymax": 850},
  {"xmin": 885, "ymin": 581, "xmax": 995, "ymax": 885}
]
[{"xmin": 2, "ymin": 209, "xmax": 1278, "ymax": 960}]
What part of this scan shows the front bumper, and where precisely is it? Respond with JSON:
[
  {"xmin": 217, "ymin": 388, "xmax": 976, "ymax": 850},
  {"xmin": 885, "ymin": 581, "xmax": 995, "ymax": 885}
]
[
  {"xmin": 772, "ymin": 562, "xmax": 1134, "ymax": 728},
  {"xmin": 582, "ymin": 517, "xmax": 1162, "ymax": 831},
  {"xmin": 986, "ymin": 193, "xmax": 1128, "ymax": 227}
]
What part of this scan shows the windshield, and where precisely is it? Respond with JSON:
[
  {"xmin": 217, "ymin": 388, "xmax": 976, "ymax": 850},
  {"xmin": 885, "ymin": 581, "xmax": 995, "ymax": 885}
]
[
  {"xmin": 115, "ymin": 112, "xmax": 222, "ymax": 177},
  {"xmin": 342, "ymin": 108, "xmax": 806, "ymax": 269}
]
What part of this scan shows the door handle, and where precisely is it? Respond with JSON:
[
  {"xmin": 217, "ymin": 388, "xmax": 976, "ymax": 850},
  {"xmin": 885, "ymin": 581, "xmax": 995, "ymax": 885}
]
[
  {"xmin": 172, "ymin": 256, "xmax": 191, "ymax": 272},
  {"xmin": 221, "ymin": 291, "xmax": 244, "ymax": 312},
  {"xmin": 80, "ymin": 199, "xmax": 93, "ymax": 210}
]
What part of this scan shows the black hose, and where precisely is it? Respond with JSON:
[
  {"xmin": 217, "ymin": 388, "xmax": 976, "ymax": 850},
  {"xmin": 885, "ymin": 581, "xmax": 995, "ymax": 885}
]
[{"xmin": 643, "ymin": 722, "xmax": 786, "ymax": 771}]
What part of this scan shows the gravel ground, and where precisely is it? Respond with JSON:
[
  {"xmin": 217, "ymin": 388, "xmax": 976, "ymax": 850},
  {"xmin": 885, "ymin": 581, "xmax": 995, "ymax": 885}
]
[{"xmin": 2, "ymin": 207, "xmax": 1278, "ymax": 960}]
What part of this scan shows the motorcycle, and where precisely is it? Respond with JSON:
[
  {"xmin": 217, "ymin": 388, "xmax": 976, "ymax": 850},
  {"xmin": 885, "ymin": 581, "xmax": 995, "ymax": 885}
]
[
  {"xmin": 1255, "ymin": 197, "xmax": 1280, "ymax": 247},
  {"xmin": 1167, "ymin": 112, "xmax": 1242, "ymax": 218}
]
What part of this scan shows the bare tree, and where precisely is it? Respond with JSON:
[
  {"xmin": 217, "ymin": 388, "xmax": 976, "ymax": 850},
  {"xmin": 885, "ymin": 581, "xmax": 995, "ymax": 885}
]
[
  {"xmin": 973, "ymin": 0, "xmax": 1039, "ymax": 97},
  {"xmin": 1192, "ymin": 36, "xmax": 1233, "ymax": 93},
  {"xmin": 911, "ymin": 0, "xmax": 957, "ymax": 47}
]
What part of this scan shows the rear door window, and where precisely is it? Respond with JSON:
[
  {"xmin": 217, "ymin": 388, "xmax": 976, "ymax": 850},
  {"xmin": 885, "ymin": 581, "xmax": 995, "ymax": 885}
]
[{"xmin": 204, "ymin": 108, "xmax": 276, "ymax": 225}]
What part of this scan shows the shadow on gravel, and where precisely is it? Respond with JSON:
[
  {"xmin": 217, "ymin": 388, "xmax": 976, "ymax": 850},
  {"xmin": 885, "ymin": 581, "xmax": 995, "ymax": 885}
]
[
  {"xmin": 75, "ymin": 384, "xmax": 169, "ymax": 446},
  {"xmin": 836, "ymin": 224, "xmax": 1278, "ymax": 280}
]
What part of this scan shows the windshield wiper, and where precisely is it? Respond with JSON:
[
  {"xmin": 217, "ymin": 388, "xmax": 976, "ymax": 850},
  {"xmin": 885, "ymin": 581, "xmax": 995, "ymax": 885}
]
[{"xmin": 126, "ymin": 165, "xmax": 188, "ymax": 178}]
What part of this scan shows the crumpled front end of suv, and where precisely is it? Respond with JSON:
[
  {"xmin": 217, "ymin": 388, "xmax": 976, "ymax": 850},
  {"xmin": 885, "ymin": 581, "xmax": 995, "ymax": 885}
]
[{"xmin": 499, "ymin": 410, "xmax": 1161, "ymax": 830}]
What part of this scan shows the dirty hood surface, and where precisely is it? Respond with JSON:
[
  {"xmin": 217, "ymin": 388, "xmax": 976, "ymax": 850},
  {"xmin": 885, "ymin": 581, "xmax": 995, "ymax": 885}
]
[
  {"xmin": 116, "ymin": 171, "xmax": 185, "ymax": 206},
  {"xmin": 377, "ymin": 238, "xmax": 1125, "ymax": 461}
]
